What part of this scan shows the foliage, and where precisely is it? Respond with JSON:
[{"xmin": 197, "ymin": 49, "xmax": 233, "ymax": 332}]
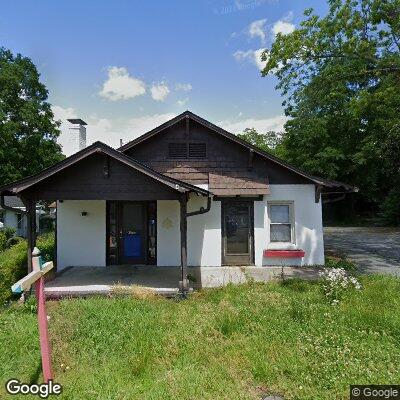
[
  {"xmin": 325, "ymin": 255, "xmax": 358, "ymax": 271},
  {"xmin": 0, "ymin": 240, "xmax": 27, "ymax": 305},
  {"xmin": 262, "ymin": 0, "xmax": 400, "ymax": 224},
  {"xmin": 5, "ymin": 235, "xmax": 24, "ymax": 249},
  {"xmin": 237, "ymin": 127, "xmax": 283, "ymax": 155},
  {"xmin": 0, "ymin": 227, "xmax": 17, "ymax": 251},
  {"xmin": 39, "ymin": 213, "xmax": 55, "ymax": 233},
  {"xmin": 1, "ymin": 276, "xmax": 400, "ymax": 399},
  {"xmin": 319, "ymin": 268, "xmax": 361, "ymax": 304},
  {"xmin": 0, "ymin": 233, "xmax": 55, "ymax": 304},
  {"xmin": 37, "ymin": 232, "xmax": 56, "ymax": 262},
  {"xmin": 0, "ymin": 48, "xmax": 64, "ymax": 186},
  {"xmin": 380, "ymin": 186, "xmax": 400, "ymax": 225},
  {"xmin": 0, "ymin": 232, "xmax": 7, "ymax": 253}
]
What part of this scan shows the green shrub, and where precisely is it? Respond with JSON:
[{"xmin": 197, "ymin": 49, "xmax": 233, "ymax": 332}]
[
  {"xmin": 0, "ymin": 231, "xmax": 7, "ymax": 252},
  {"xmin": 37, "ymin": 232, "xmax": 55, "ymax": 262},
  {"xmin": 381, "ymin": 186, "xmax": 400, "ymax": 226},
  {"xmin": 2, "ymin": 227, "xmax": 16, "ymax": 240},
  {"xmin": 0, "ymin": 240, "xmax": 28, "ymax": 305},
  {"xmin": 0, "ymin": 233, "xmax": 55, "ymax": 305},
  {"xmin": 0, "ymin": 227, "xmax": 17, "ymax": 252},
  {"xmin": 325, "ymin": 256, "xmax": 357, "ymax": 271},
  {"xmin": 6, "ymin": 236, "xmax": 24, "ymax": 249}
]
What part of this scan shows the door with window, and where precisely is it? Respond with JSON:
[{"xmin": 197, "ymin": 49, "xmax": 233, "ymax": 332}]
[
  {"xmin": 106, "ymin": 201, "xmax": 157, "ymax": 265},
  {"xmin": 222, "ymin": 200, "xmax": 254, "ymax": 265}
]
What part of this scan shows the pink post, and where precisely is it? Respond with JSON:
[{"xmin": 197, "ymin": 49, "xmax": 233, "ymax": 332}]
[{"xmin": 35, "ymin": 276, "xmax": 53, "ymax": 383}]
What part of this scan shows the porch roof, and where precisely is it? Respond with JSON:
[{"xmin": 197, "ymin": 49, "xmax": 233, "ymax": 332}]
[{"xmin": 0, "ymin": 141, "xmax": 211, "ymax": 199}]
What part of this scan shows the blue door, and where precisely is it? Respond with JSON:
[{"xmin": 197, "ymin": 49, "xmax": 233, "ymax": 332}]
[{"xmin": 120, "ymin": 203, "xmax": 146, "ymax": 264}]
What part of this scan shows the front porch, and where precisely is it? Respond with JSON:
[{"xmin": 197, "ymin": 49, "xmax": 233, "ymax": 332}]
[
  {"xmin": 44, "ymin": 264, "xmax": 323, "ymax": 298},
  {"xmin": 45, "ymin": 265, "xmax": 190, "ymax": 298}
]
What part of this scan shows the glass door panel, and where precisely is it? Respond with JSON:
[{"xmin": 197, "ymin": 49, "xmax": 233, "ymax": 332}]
[{"xmin": 222, "ymin": 200, "xmax": 254, "ymax": 265}]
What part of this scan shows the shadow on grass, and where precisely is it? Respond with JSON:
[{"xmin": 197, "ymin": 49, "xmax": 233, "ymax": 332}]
[
  {"xmin": 28, "ymin": 359, "xmax": 42, "ymax": 384},
  {"xmin": 281, "ymin": 278, "xmax": 318, "ymax": 292}
]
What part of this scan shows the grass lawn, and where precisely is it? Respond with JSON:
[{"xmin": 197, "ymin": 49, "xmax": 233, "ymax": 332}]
[{"xmin": 1, "ymin": 276, "xmax": 400, "ymax": 399}]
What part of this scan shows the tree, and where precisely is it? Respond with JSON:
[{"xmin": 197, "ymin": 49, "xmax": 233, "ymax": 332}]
[
  {"xmin": 237, "ymin": 127, "xmax": 283, "ymax": 155},
  {"xmin": 262, "ymin": 0, "xmax": 400, "ymax": 223},
  {"xmin": 0, "ymin": 48, "xmax": 64, "ymax": 186}
]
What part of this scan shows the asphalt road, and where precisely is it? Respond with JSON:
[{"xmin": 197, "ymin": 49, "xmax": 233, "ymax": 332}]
[{"xmin": 324, "ymin": 227, "xmax": 400, "ymax": 276}]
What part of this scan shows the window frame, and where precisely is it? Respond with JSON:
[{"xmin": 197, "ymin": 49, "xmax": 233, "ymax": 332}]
[
  {"xmin": 167, "ymin": 142, "xmax": 188, "ymax": 159},
  {"xmin": 167, "ymin": 142, "xmax": 207, "ymax": 160},
  {"xmin": 0, "ymin": 210, "xmax": 4, "ymax": 224},
  {"xmin": 267, "ymin": 201, "xmax": 295, "ymax": 244},
  {"xmin": 16, "ymin": 213, "xmax": 23, "ymax": 231}
]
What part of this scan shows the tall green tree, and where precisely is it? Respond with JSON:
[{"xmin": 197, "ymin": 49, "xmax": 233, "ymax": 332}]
[
  {"xmin": 262, "ymin": 0, "xmax": 400, "ymax": 223},
  {"xmin": 237, "ymin": 127, "xmax": 283, "ymax": 155},
  {"xmin": 0, "ymin": 48, "xmax": 63, "ymax": 186}
]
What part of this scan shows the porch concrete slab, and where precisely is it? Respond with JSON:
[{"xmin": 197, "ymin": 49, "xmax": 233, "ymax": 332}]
[
  {"xmin": 45, "ymin": 265, "xmax": 185, "ymax": 298},
  {"xmin": 45, "ymin": 265, "xmax": 322, "ymax": 297}
]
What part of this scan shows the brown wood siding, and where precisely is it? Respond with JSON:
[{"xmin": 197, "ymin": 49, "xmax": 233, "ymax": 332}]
[
  {"xmin": 124, "ymin": 119, "xmax": 308, "ymax": 195},
  {"xmin": 21, "ymin": 153, "xmax": 182, "ymax": 201}
]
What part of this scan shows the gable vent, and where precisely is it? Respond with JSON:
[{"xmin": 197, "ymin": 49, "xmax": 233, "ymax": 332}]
[
  {"xmin": 189, "ymin": 142, "xmax": 206, "ymax": 158},
  {"xmin": 168, "ymin": 143, "xmax": 187, "ymax": 159}
]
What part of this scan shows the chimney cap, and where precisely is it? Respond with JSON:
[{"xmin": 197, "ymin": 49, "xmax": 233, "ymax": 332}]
[{"xmin": 67, "ymin": 118, "xmax": 87, "ymax": 126}]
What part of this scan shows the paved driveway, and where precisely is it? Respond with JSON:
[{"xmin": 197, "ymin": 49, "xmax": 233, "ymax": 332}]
[{"xmin": 324, "ymin": 227, "xmax": 400, "ymax": 276}]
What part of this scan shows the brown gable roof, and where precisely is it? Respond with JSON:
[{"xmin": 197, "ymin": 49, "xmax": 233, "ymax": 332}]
[
  {"xmin": 119, "ymin": 110, "xmax": 357, "ymax": 193},
  {"xmin": 0, "ymin": 141, "xmax": 210, "ymax": 197}
]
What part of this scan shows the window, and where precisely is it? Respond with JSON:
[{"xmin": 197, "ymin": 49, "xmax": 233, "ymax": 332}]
[
  {"xmin": 168, "ymin": 143, "xmax": 187, "ymax": 159},
  {"xmin": 268, "ymin": 202, "xmax": 294, "ymax": 243},
  {"xmin": 168, "ymin": 142, "xmax": 207, "ymax": 159},
  {"xmin": 17, "ymin": 213, "xmax": 23, "ymax": 231},
  {"xmin": 188, "ymin": 142, "xmax": 206, "ymax": 158}
]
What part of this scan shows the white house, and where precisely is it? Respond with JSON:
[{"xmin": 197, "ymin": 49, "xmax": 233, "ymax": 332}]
[
  {"xmin": 0, "ymin": 111, "xmax": 355, "ymax": 292},
  {"xmin": 0, "ymin": 196, "xmax": 40, "ymax": 237}
]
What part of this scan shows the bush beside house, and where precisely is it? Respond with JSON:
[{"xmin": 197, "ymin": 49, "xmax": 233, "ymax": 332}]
[{"xmin": 0, "ymin": 233, "xmax": 55, "ymax": 305}]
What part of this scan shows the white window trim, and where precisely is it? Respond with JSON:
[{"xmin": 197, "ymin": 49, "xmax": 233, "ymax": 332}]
[{"xmin": 267, "ymin": 201, "xmax": 297, "ymax": 249}]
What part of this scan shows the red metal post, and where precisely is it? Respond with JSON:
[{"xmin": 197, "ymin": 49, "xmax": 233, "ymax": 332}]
[{"xmin": 35, "ymin": 276, "xmax": 53, "ymax": 383}]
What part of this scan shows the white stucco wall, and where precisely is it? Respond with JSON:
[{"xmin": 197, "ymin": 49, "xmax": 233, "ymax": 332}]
[
  {"xmin": 157, "ymin": 197, "xmax": 222, "ymax": 267},
  {"xmin": 55, "ymin": 186, "xmax": 323, "ymax": 270},
  {"xmin": 187, "ymin": 197, "xmax": 221, "ymax": 266},
  {"xmin": 254, "ymin": 184, "xmax": 324, "ymax": 266},
  {"xmin": 157, "ymin": 200, "xmax": 180, "ymax": 266},
  {"xmin": 57, "ymin": 200, "xmax": 106, "ymax": 270}
]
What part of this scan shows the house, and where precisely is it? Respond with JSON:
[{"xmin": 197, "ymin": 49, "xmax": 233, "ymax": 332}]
[
  {"xmin": 0, "ymin": 196, "xmax": 40, "ymax": 237},
  {"xmin": 0, "ymin": 111, "xmax": 355, "ymax": 292}
]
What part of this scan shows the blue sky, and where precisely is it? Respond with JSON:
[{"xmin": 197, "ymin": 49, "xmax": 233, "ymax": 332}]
[{"xmin": 1, "ymin": 0, "xmax": 327, "ymax": 155}]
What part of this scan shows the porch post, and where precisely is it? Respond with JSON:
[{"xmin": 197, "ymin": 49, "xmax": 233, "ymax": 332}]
[
  {"xmin": 179, "ymin": 193, "xmax": 188, "ymax": 294},
  {"xmin": 25, "ymin": 199, "xmax": 36, "ymax": 273}
]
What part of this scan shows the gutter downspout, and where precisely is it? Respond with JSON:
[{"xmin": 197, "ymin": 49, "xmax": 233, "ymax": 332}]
[
  {"xmin": 186, "ymin": 196, "xmax": 211, "ymax": 217},
  {"xmin": 179, "ymin": 195, "xmax": 212, "ymax": 298}
]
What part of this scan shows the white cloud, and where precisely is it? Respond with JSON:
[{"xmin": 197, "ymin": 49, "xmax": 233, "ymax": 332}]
[
  {"xmin": 177, "ymin": 98, "xmax": 189, "ymax": 106},
  {"xmin": 233, "ymin": 48, "xmax": 267, "ymax": 71},
  {"xmin": 248, "ymin": 18, "xmax": 267, "ymax": 43},
  {"xmin": 220, "ymin": 114, "xmax": 288, "ymax": 134},
  {"xmin": 99, "ymin": 66, "xmax": 146, "ymax": 101},
  {"xmin": 52, "ymin": 105, "xmax": 175, "ymax": 156},
  {"xmin": 150, "ymin": 82, "xmax": 170, "ymax": 102},
  {"xmin": 175, "ymin": 83, "xmax": 192, "ymax": 92},
  {"xmin": 52, "ymin": 105, "xmax": 77, "ymax": 121},
  {"xmin": 271, "ymin": 12, "xmax": 295, "ymax": 37}
]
